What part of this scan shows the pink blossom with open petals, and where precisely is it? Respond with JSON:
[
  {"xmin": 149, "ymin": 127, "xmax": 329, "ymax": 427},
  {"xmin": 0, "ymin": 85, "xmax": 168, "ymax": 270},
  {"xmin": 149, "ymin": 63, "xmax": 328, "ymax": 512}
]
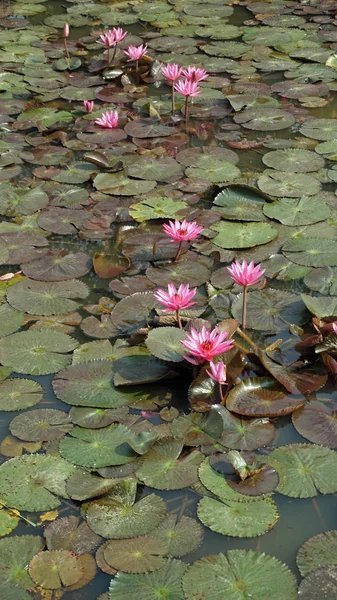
[
  {"xmin": 124, "ymin": 44, "xmax": 148, "ymax": 61},
  {"xmin": 83, "ymin": 100, "xmax": 94, "ymax": 113},
  {"xmin": 206, "ymin": 361, "xmax": 227, "ymax": 384},
  {"xmin": 181, "ymin": 326, "xmax": 234, "ymax": 365},
  {"xmin": 182, "ymin": 66, "xmax": 208, "ymax": 83},
  {"xmin": 227, "ymin": 260, "xmax": 265, "ymax": 287},
  {"xmin": 63, "ymin": 23, "xmax": 69, "ymax": 38},
  {"xmin": 162, "ymin": 63, "xmax": 183, "ymax": 82},
  {"xmin": 112, "ymin": 27, "xmax": 128, "ymax": 44},
  {"xmin": 332, "ymin": 322, "xmax": 337, "ymax": 336},
  {"xmin": 97, "ymin": 31, "xmax": 116, "ymax": 48},
  {"xmin": 94, "ymin": 110, "xmax": 119, "ymax": 128},
  {"xmin": 154, "ymin": 283, "xmax": 197, "ymax": 312},
  {"xmin": 162, "ymin": 219, "xmax": 203, "ymax": 242},
  {"xmin": 174, "ymin": 79, "xmax": 200, "ymax": 98}
]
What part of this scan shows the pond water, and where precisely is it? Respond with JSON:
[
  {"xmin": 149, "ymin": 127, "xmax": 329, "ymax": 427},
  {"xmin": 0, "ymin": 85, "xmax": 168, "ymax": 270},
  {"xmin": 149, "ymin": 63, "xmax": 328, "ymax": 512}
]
[{"xmin": 0, "ymin": 0, "xmax": 337, "ymax": 599}]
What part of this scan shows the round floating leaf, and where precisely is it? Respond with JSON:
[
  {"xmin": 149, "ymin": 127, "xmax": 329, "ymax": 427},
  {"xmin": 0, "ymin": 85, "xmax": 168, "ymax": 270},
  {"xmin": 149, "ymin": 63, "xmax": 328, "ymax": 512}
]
[
  {"xmin": 0, "ymin": 303, "xmax": 25, "ymax": 337},
  {"xmin": 217, "ymin": 406, "xmax": 275, "ymax": 450},
  {"xmin": 282, "ymin": 238, "xmax": 337, "ymax": 267},
  {"xmin": 146, "ymin": 261, "xmax": 210, "ymax": 287},
  {"xmin": 152, "ymin": 514, "xmax": 203, "ymax": 558},
  {"xmin": 210, "ymin": 221, "xmax": 277, "ymax": 249},
  {"xmin": 266, "ymin": 443, "xmax": 337, "ymax": 498},
  {"xmin": 69, "ymin": 405, "xmax": 128, "ymax": 428},
  {"xmin": 94, "ymin": 173, "xmax": 156, "ymax": 196},
  {"xmin": 226, "ymin": 377, "xmax": 304, "ymax": 417},
  {"xmin": 59, "ymin": 424, "xmax": 136, "ymax": 468},
  {"xmin": 103, "ymin": 536, "xmax": 167, "ymax": 574},
  {"xmin": 300, "ymin": 119, "xmax": 337, "ymax": 141},
  {"xmin": 301, "ymin": 294, "xmax": 337, "ymax": 318},
  {"xmin": 80, "ymin": 315, "xmax": 118, "ymax": 339},
  {"xmin": 145, "ymin": 327, "xmax": 185, "ymax": 362},
  {"xmin": 44, "ymin": 515, "xmax": 101, "ymax": 555},
  {"xmin": 213, "ymin": 186, "xmax": 266, "ymax": 222},
  {"xmin": 304, "ymin": 267, "xmax": 337, "ymax": 296},
  {"xmin": 297, "ymin": 566, "xmax": 337, "ymax": 600},
  {"xmin": 127, "ymin": 157, "xmax": 183, "ymax": 182},
  {"xmin": 231, "ymin": 289, "xmax": 308, "ymax": 331},
  {"xmin": 66, "ymin": 469, "xmax": 117, "ymax": 501},
  {"xmin": 137, "ymin": 439, "xmax": 203, "ymax": 490},
  {"xmin": 182, "ymin": 550, "xmax": 297, "ymax": 600},
  {"xmin": 0, "ymin": 509, "xmax": 19, "ymax": 537},
  {"xmin": 0, "ymin": 536, "xmax": 44, "ymax": 597},
  {"xmin": 52, "ymin": 360, "xmax": 135, "ymax": 408},
  {"xmin": 262, "ymin": 149, "xmax": 324, "ymax": 173},
  {"xmin": 87, "ymin": 493, "xmax": 167, "ymax": 539},
  {"xmin": 129, "ymin": 197, "xmax": 187, "ymax": 223},
  {"xmin": 0, "ymin": 454, "xmax": 76, "ymax": 511},
  {"xmin": 109, "ymin": 559, "xmax": 186, "ymax": 600},
  {"xmin": 21, "ymin": 249, "xmax": 91, "ymax": 281},
  {"xmin": 228, "ymin": 464, "xmax": 279, "ymax": 497},
  {"xmin": 197, "ymin": 494, "xmax": 278, "ymax": 538},
  {"xmin": 172, "ymin": 410, "xmax": 224, "ymax": 446},
  {"xmin": 234, "ymin": 108, "xmax": 295, "ymax": 131},
  {"xmin": 185, "ymin": 160, "xmax": 241, "ymax": 184},
  {"xmin": 0, "ymin": 185, "xmax": 49, "ymax": 217},
  {"xmin": 110, "ymin": 292, "xmax": 157, "ymax": 334},
  {"xmin": 263, "ymin": 196, "xmax": 330, "ymax": 226},
  {"xmin": 258, "ymin": 171, "xmax": 321, "ymax": 197},
  {"xmin": 9, "ymin": 408, "xmax": 72, "ymax": 441},
  {"xmin": 29, "ymin": 550, "xmax": 83, "ymax": 590},
  {"xmin": 0, "ymin": 330, "xmax": 78, "ymax": 375},
  {"xmin": 292, "ymin": 405, "xmax": 337, "ymax": 448},
  {"xmin": 124, "ymin": 121, "xmax": 178, "ymax": 139},
  {"xmin": 7, "ymin": 278, "xmax": 89, "ymax": 316},
  {"xmin": 297, "ymin": 531, "xmax": 337, "ymax": 577}
]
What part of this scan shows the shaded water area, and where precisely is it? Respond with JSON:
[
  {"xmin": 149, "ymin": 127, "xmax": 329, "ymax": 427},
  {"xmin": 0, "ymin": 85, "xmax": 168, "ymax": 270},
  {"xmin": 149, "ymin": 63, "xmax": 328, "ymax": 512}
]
[{"xmin": 0, "ymin": 0, "xmax": 337, "ymax": 598}]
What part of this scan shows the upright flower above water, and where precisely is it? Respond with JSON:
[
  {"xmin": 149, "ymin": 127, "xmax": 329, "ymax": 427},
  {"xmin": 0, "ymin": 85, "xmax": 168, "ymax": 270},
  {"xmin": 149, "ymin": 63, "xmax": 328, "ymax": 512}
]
[
  {"xmin": 63, "ymin": 22, "xmax": 70, "ymax": 61},
  {"xmin": 162, "ymin": 64, "xmax": 183, "ymax": 114},
  {"xmin": 182, "ymin": 66, "xmax": 208, "ymax": 83},
  {"xmin": 181, "ymin": 326, "xmax": 234, "ymax": 364},
  {"xmin": 206, "ymin": 360, "xmax": 227, "ymax": 385},
  {"xmin": 162, "ymin": 219, "xmax": 203, "ymax": 261},
  {"xmin": 124, "ymin": 44, "xmax": 148, "ymax": 71},
  {"xmin": 227, "ymin": 260, "xmax": 265, "ymax": 331},
  {"xmin": 97, "ymin": 30, "xmax": 116, "ymax": 48},
  {"xmin": 83, "ymin": 100, "xmax": 94, "ymax": 113},
  {"xmin": 97, "ymin": 29, "xmax": 127, "ymax": 65},
  {"xmin": 94, "ymin": 110, "xmax": 119, "ymax": 129},
  {"xmin": 112, "ymin": 27, "xmax": 128, "ymax": 44},
  {"xmin": 154, "ymin": 283, "xmax": 197, "ymax": 328},
  {"xmin": 174, "ymin": 79, "xmax": 201, "ymax": 120}
]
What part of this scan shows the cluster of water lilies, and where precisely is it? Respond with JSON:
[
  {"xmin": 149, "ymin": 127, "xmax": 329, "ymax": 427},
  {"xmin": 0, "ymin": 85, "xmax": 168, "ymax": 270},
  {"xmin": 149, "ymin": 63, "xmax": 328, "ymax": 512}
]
[{"xmin": 161, "ymin": 64, "xmax": 208, "ymax": 117}]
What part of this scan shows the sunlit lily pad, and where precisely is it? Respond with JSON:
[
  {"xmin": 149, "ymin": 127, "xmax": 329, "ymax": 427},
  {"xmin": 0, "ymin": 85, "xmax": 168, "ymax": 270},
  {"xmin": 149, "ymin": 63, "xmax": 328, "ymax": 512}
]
[
  {"xmin": 258, "ymin": 171, "xmax": 321, "ymax": 197},
  {"xmin": 127, "ymin": 157, "xmax": 183, "ymax": 182},
  {"xmin": 172, "ymin": 410, "xmax": 224, "ymax": 446},
  {"xmin": 9, "ymin": 408, "xmax": 72, "ymax": 441},
  {"xmin": 0, "ymin": 508, "xmax": 19, "ymax": 537},
  {"xmin": 152, "ymin": 514, "xmax": 203, "ymax": 558},
  {"xmin": 0, "ymin": 302, "xmax": 24, "ymax": 337},
  {"xmin": 234, "ymin": 108, "xmax": 295, "ymax": 131},
  {"xmin": 103, "ymin": 536, "xmax": 167, "ymax": 574},
  {"xmin": 282, "ymin": 238, "xmax": 337, "ymax": 267},
  {"xmin": 213, "ymin": 186, "xmax": 266, "ymax": 222},
  {"xmin": 266, "ymin": 443, "xmax": 337, "ymax": 498},
  {"xmin": 0, "ymin": 536, "xmax": 44, "ymax": 599},
  {"xmin": 21, "ymin": 249, "xmax": 91, "ymax": 281},
  {"xmin": 109, "ymin": 559, "xmax": 186, "ymax": 600},
  {"xmin": 129, "ymin": 197, "xmax": 188, "ymax": 223},
  {"xmin": 226, "ymin": 377, "xmax": 305, "ymax": 417},
  {"xmin": 216, "ymin": 406, "xmax": 275, "ymax": 450},
  {"xmin": 146, "ymin": 327, "xmax": 185, "ymax": 362},
  {"xmin": 147, "ymin": 261, "xmax": 210, "ymax": 287},
  {"xmin": 29, "ymin": 549, "xmax": 83, "ymax": 590},
  {"xmin": 297, "ymin": 531, "xmax": 337, "ymax": 577},
  {"xmin": 231, "ymin": 289, "xmax": 308, "ymax": 330},
  {"xmin": 262, "ymin": 149, "xmax": 324, "ymax": 173},
  {"xmin": 183, "ymin": 550, "xmax": 297, "ymax": 600},
  {"xmin": 7, "ymin": 278, "xmax": 89, "ymax": 315},
  {"xmin": 263, "ymin": 196, "xmax": 330, "ymax": 226},
  {"xmin": 185, "ymin": 160, "xmax": 240, "ymax": 184},
  {"xmin": 210, "ymin": 221, "xmax": 277, "ymax": 249},
  {"xmin": 0, "ymin": 454, "xmax": 76, "ymax": 511},
  {"xmin": 300, "ymin": 119, "xmax": 337, "ymax": 141},
  {"xmin": 0, "ymin": 378, "xmax": 43, "ymax": 411}
]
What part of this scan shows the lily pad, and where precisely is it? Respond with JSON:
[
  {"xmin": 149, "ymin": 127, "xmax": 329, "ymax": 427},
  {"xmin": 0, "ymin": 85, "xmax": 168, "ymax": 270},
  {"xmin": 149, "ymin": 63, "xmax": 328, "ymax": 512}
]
[
  {"xmin": 0, "ymin": 536, "xmax": 44, "ymax": 598},
  {"xmin": 94, "ymin": 173, "xmax": 156, "ymax": 196},
  {"xmin": 231, "ymin": 289, "xmax": 308, "ymax": 330},
  {"xmin": 217, "ymin": 406, "xmax": 275, "ymax": 450},
  {"xmin": 0, "ymin": 509, "xmax": 19, "ymax": 537},
  {"xmin": 234, "ymin": 108, "xmax": 295, "ymax": 131},
  {"xmin": 297, "ymin": 531, "xmax": 337, "ymax": 577},
  {"xmin": 0, "ymin": 303, "xmax": 24, "ymax": 337},
  {"xmin": 29, "ymin": 549, "xmax": 83, "ymax": 590},
  {"xmin": 297, "ymin": 566, "xmax": 337, "ymax": 600},
  {"xmin": 9, "ymin": 408, "xmax": 72, "ymax": 441},
  {"xmin": 6, "ymin": 278, "xmax": 89, "ymax": 315},
  {"xmin": 129, "ymin": 197, "xmax": 187, "ymax": 223},
  {"xmin": 258, "ymin": 171, "xmax": 321, "ymax": 197},
  {"xmin": 185, "ymin": 160, "xmax": 241, "ymax": 184},
  {"xmin": 152, "ymin": 514, "xmax": 203, "ymax": 558},
  {"xmin": 145, "ymin": 327, "xmax": 186, "ymax": 363},
  {"xmin": 292, "ymin": 404, "xmax": 337, "ymax": 448},
  {"xmin": 282, "ymin": 238, "xmax": 337, "ymax": 267},
  {"xmin": 44, "ymin": 515, "xmax": 102, "ymax": 555},
  {"xmin": 0, "ymin": 378, "xmax": 43, "ymax": 411},
  {"xmin": 21, "ymin": 249, "xmax": 91, "ymax": 281},
  {"xmin": 109, "ymin": 559, "xmax": 186, "ymax": 600},
  {"xmin": 300, "ymin": 119, "xmax": 337, "ymax": 141},
  {"xmin": 147, "ymin": 261, "xmax": 210, "ymax": 287},
  {"xmin": 263, "ymin": 196, "xmax": 330, "ymax": 226},
  {"xmin": 262, "ymin": 149, "xmax": 324, "ymax": 173},
  {"xmin": 210, "ymin": 221, "xmax": 277, "ymax": 249},
  {"xmin": 266, "ymin": 443, "xmax": 337, "ymax": 498},
  {"xmin": 127, "ymin": 157, "xmax": 183, "ymax": 182},
  {"xmin": 103, "ymin": 536, "xmax": 167, "ymax": 574},
  {"xmin": 213, "ymin": 186, "xmax": 266, "ymax": 222},
  {"xmin": 110, "ymin": 292, "xmax": 157, "ymax": 334},
  {"xmin": 226, "ymin": 377, "xmax": 305, "ymax": 417}
]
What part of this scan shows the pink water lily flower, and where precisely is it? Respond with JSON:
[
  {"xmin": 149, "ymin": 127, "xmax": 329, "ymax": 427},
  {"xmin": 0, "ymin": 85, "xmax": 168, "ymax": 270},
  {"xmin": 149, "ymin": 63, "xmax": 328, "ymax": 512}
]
[
  {"xmin": 206, "ymin": 360, "xmax": 227, "ymax": 384},
  {"xmin": 83, "ymin": 100, "xmax": 94, "ymax": 113},
  {"xmin": 97, "ymin": 30, "xmax": 116, "ymax": 48},
  {"xmin": 174, "ymin": 79, "xmax": 200, "ymax": 98},
  {"xmin": 163, "ymin": 219, "xmax": 203, "ymax": 242},
  {"xmin": 94, "ymin": 110, "xmax": 119, "ymax": 128},
  {"xmin": 124, "ymin": 44, "xmax": 148, "ymax": 61},
  {"xmin": 112, "ymin": 27, "xmax": 128, "ymax": 44},
  {"xmin": 332, "ymin": 323, "xmax": 337, "ymax": 335},
  {"xmin": 154, "ymin": 283, "xmax": 197, "ymax": 312},
  {"xmin": 162, "ymin": 63, "xmax": 183, "ymax": 82},
  {"xmin": 182, "ymin": 66, "xmax": 208, "ymax": 82},
  {"xmin": 227, "ymin": 260, "xmax": 265, "ymax": 287},
  {"xmin": 63, "ymin": 23, "xmax": 69, "ymax": 38},
  {"xmin": 181, "ymin": 326, "xmax": 234, "ymax": 365}
]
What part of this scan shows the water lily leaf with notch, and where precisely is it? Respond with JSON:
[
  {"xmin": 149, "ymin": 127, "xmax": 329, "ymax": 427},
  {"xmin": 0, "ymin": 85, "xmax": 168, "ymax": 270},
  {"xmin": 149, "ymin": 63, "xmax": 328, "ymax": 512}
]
[
  {"xmin": 109, "ymin": 559, "xmax": 186, "ymax": 600},
  {"xmin": 137, "ymin": 438, "xmax": 203, "ymax": 490},
  {"xmin": 262, "ymin": 149, "xmax": 325, "ymax": 173},
  {"xmin": 0, "ymin": 454, "xmax": 76, "ymax": 511},
  {"xmin": 258, "ymin": 171, "xmax": 321, "ymax": 197},
  {"xmin": 145, "ymin": 327, "xmax": 186, "ymax": 363},
  {"xmin": 9, "ymin": 408, "xmax": 72, "ymax": 442},
  {"xmin": 304, "ymin": 267, "xmax": 337, "ymax": 296},
  {"xmin": 0, "ymin": 232, "xmax": 48, "ymax": 266},
  {"xmin": 263, "ymin": 196, "xmax": 330, "ymax": 226},
  {"xmin": 29, "ymin": 549, "xmax": 83, "ymax": 590},
  {"xmin": 69, "ymin": 405, "xmax": 129, "ymax": 430},
  {"xmin": 72, "ymin": 340, "xmax": 115, "ymax": 365},
  {"xmin": 66, "ymin": 468, "xmax": 118, "ymax": 502},
  {"xmin": 259, "ymin": 352, "xmax": 327, "ymax": 395},
  {"xmin": 21, "ymin": 249, "xmax": 91, "ymax": 281},
  {"xmin": 127, "ymin": 157, "xmax": 183, "ymax": 182},
  {"xmin": 0, "ymin": 330, "xmax": 78, "ymax": 375},
  {"xmin": 226, "ymin": 377, "xmax": 305, "ymax": 417},
  {"xmin": 228, "ymin": 464, "xmax": 279, "ymax": 497},
  {"xmin": 297, "ymin": 565, "xmax": 337, "ymax": 600},
  {"xmin": 59, "ymin": 424, "xmax": 137, "ymax": 468},
  {"xmin": 87, "ymin": 493, "xmax": 167, "ymax": 540},
  {"xmin": 0, "ymin": 378, "xmax": 43, "ymax": 411},
  {"xmin": 80, "ymin": 315, "xmax": 119, "ymax": 339},
  {"xmin": 103, "ymin": 536, "xmax": 167, "ymax": 574},
  {"xmin": 216, "ymin": 405, "xmax": 275, "ymax": 450},
  {"xmin": 0, "ymin": 536, "xmax": 44, "ymax": 599},
  {"xmin": 0, "ymin": 508, "xmax": 19, "ymax": 537},
  {"xmin": 203, "ymin": 41, "xmax": 248, "ymax": 58},
  {"xmin": 292, "ymin": 404, "xmax": 337, "ymax": 448},
  {"xmin": 183, "ymin": 550, "xmax": 297, "ymax": 600},
  {"xmin": 147, "ymin": 260, "xmax": 210, "ymax": 288},
  {"xmin": 213, "ymin": 186, "xmax": 267, "ymax": 222},
  {"xmin": 231, "ymin": 288, "xmax": 308, "ymax": 330},
  {"xmin": 301, "ymin": 294, "xmax": 337, "ymax": 318},
  {"xmin": 44, "ymin": 515, "xmax": 102, "ymax": 554},
  {"xmin": 185, "ymin": 159, "xmax": 240, "ymax": 184},
  {"xmin": 110, "ymin": 291, "xmax": 157, "ymax": 334},
  {"xmin": 210, "ymin": 221, "xmax": 277, "ymax": 249},
  {"xmin": 37, "ymin": 207, "xmax": 88, "ymax": 235},
  {"xmin": 234, "ymin": 108, "xmax": 295, "ymax": 131},
  {"xmin": 129, "ymin": 197, "xmax": 188, "ymax": 222},
  {"xmin": 271, "ymin": 80, "xmax": 330, "ymax": 99},
  {"xmin": 6, "ymin": 278, "xmax": 89, "ymax": 315},
  {"xmin": 282, "ymin": 238, "xmax": 337, "ymax": 267},
  {"xmin": 300, "ymin": 119, "xmax": 337, "ymax": 141},
  {"xmin": 0, "ymin": 184, "xmax": 49, "ymax": 216},
  {"xmin": 0, "ymin": 303, "xmax": 24, "ymax": 337},
  {"xmin": 52, "ymin": 360, "xmax": 136, "ymax": 409},
  {"xmin": 113, "ymin": 354, "xmax": 174, "ymax": 386},
  {"xmin": 266, "ymin": 443, "xmax": 337, "ymax": 498},
  {"xmin": 17, "ymin": 108, "xmax": 73, "ymax": 128},
  {"xmin": 172, "ymin": 410, "xmax": 224, "ymax": 446},
  {"xmin": 152, "ymin": 514, "xmax": 203, "ymax": 558},
  {"xmin": 124, "ymin": 121, "xmax": 179, "ymax": 139},
  {"xmin": 188, "ymin": 371, "xmax": 218, "ymax": 412},
  {"xmin": 297, "ymin": 531, "xmax": 337, "ymax": 577}
]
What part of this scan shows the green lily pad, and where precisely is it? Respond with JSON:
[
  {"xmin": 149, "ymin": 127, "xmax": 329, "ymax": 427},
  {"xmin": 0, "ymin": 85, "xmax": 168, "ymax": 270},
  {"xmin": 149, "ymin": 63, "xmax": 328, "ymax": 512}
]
[
  {"xmin": 301, "ymin": 294, "xmax": 337, "ymax": 318},
  {"xmin": 282, "ymin": 238, "xmax": 337, "ymax": 267},
  {"xmin": 213, "ymin": 186, "xmax": 266, "ymax": 222},
  {"xmin": 59, "ymin": 424, "xmax": 137, "ymax": 468},
  {"xmin": 147, "ymin": 261, "xmax": 210, "ymax": 287},
  {"xmin": 0, "ymin": 184, "xmax": 49, "ymax": 216},
  {"xmin": 0, "ymin": 509, "xmax": 19, "ymax": 537},
  {"xmin": 0, "ymin": 378, "xmax": 43, "ymax": 411},
  {"xmin": 226, "ymin": 377, "xmax": 304, "ymax": 417},
  {"xmin": 103, "ymin": 536, "xmax": 167, "ymax": 574},
  {"xmin": 44, "ymin": 515, "xmax": 102, "ymax": 554},
  {"xmin": 66, "ymin": 469, "xmax": 118, "ymax": 502},
  {"xmin": 263, "ymin": 196, "xmax": 330, "ymax": 226},
  {"xmin": 262, "ymin": 149, "xmax": 324, "ymax": 173},
  {"xmin": 210, "ymin": 221, "xmax": 277, "ymax": 249},
  {"xmin": 29, "ymin": 549, "xmax": 83, "ymax": 590},
  {"xmin": 137, "ymin": 439, "xmax": 203, "ymax": 490},
  {"xmin": 21, "ymin": 249, "xmax": 91, "ymax": 281},
  {"xmin": 94, "ymin": 173, "xmax": 156, "ymax": 196},
  {"xmin": 172, "ymin": 410, "xmax": 224, "ymax": 446},
  {"xmin": 216, "ymin": 406, "xmax": 275, "ymax": 450},
  {"xmin": 17, "ymin": 108, "xmax": 73, "ymax": 128},
  {"xmin": 129, "ymin": 197, "xmax": 188, "ymax": 223},
  {"xmin": 0, "ymin": 536, "xmax": 44, "ymax": 598},
  {"xmin": 234, "ymin": 108, "xmax": 295, "ymax": 131},
  {"xmin": 145, "ymin": 327, "xmax": 186, "ymax": 363},
  {"xmin": 300, "ymin": 119, "xmax": 337, "ymax": 141},
  {"xmin": 0, "ymin": 303, "xmax": 25, "ymax": 337},
  {"xmin": 109, "ymin": 559, "xmax": 186, "ymax": 600},
  {"xmin": 9, "ymin": 408, "xmax": 72, "ymax": 442},
  {"xmin": 258, "ymin": 171, "xmax": 321, "ymax": 197},
  {"xmin": 297, "ymin": 566, "xmax": 337, "ymax": 600},
  {"xmin": 127, "ymin": 157, "xmax": 183, "ymax": 182},
  {"xmin": 297, "ymin": 531, "xmax": 337, "ymax": 577},
  {"xmin": 0, "ymin": 454, "xmax": 76, "ymax": 511},
  {"xmin": 6, "ymin": 278, "xmax": 89, "ymax": 315},
  {"xmin": 185, "ymin": 160, "xmax": 241, "ymax": 184},
  {"xmin": 183, "ymin": 550, "xmax": 297, "ymax": 600},
  {"xmin": 110, "ymin": 292, "xmax": 157, "ymax": 334},
  {"xmin": 231, "ymin": 289, "xmax": 308, "ymax": 330},
  {"xmin": 266, "ymin": 443, "xmax": 337, "ymax": 498},
  {"xmin": 152, "ymin": 514, "xmax": 203, "ymax": 558},
  {"xmin": 304, "ymin": 267, "xmax": 337, "ymax": 296},
  {"xmin": 292, "ymin": 405, "xmax": 337, "ymax": 448}
]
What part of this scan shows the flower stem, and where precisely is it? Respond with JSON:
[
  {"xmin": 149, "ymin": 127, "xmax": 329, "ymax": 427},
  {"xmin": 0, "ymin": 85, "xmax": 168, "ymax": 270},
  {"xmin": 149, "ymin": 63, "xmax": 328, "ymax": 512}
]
[
  {"xmin": 111, "ymin": 44, "xmax": 117, "ymax": 64},
  {"xmin": 174, "ymin": 240, "xmax": 183, "ymax": 262},
  {"xmin": 107, "ymin": 46, "xmax": 111, "ymax": 66},
  {"xmin": 242, "ymin": 285, "xmax": 247, "ymax": 332},
  {"xmin": 63, "ymin": 38, "xmax": 70, "ymax": 61},
  {"xmin": 136, "ymin": 59, "xmax": 139, "ymax": 72},
  {"xmin": 219, "ymin": 384, "xmax": 225, "ymax": 406},
  {"xmin": 176, "ymin": 309, "xmax": 182, "ymax": 329},
  {"xmin": 184, "ymin": 95, "xmax": 189, "ymax": 121},
  {"xmin": 171, "ymin": 81, "xmax": 175, "ymax": 114}
]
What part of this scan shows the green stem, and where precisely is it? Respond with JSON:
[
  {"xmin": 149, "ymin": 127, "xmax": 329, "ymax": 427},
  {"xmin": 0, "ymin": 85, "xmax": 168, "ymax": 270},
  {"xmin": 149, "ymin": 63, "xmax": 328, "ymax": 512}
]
[
  {"xmin": 107, "ymin": 46, "xmax": 111, "ymax": 66},
  {"xmin": 236, "ymin": 326, "xmax": 259, "ymax": 353},
  {"xmin": 184, "ymin": 95, "xmax": 189, "ymax": 121},
  {"xmin": 111, "ymin": 43, "xmax": 118, "ymax": 64},
  {"xmin": 174, "ymin": 240, "xmax": 183, "ymax": 262},
  {"xmin": 63, "ymin": 38, "xmax": 70, "ymax": 61},
  {"xmin": 176, "ymin": 309, "xmax": 182, "ymax": 329},
  {"xmin": 242, "ymin": 285, "xmax": 247, "ymax": 332},
  {"xmin": 136, "ymin": 59, "xmax": 139, "ymax": 72},
  {"xmin": 171, "ymin": 81, "xmax": 175, "ymax": 114}
]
